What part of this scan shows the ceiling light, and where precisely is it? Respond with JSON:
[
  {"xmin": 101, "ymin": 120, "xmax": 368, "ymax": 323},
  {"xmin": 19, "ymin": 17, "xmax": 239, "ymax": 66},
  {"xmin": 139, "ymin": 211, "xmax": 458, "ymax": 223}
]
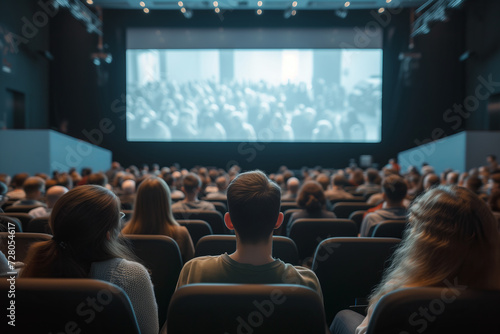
[{"xmin": 257, "ymin": 9, "xmax": 262, "ymax": 15}]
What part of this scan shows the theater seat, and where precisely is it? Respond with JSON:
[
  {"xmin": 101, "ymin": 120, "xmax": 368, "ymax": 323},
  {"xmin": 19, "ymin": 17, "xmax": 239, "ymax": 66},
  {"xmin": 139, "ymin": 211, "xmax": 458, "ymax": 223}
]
[
  {"xmin": 4, "ymin": 204, "xmax": 46, "ymax": 213},
  {"xmin": 370, "ymin": 220, "xmax": 408, "ymax": 239},
  {"xmin": 26, "ymin": 217, "xmax": 52, "ymax": 234},
  {"xmin": 0, "ymin": 232, "xmax": 52, "ymax": 262},
  {"xmin": 177, "ymin": 219, "xmax": 213, "ymax": 245},
  {"xmin": 367, "ymin": 287, "xmax": 500, "ymax": 334},
  {"xmin": 0, "ymin": 278, "xmax": 140, "ymax": 334},
  {"xmin": 123, "ymin": 235, "xmax": 183, "ymax": 327},
  {"xmin": 288, "ymin": 219, "xmax": 358, "ymax": 262},
  {"xmin": 332, "ymin": 203, "xmax": 375, "ymax": 218},
  {"xmin": 0, "ymin": 213, "xmax": 34, "ymax": 231},
  {"xmin": 348, "ymin": 210, "xmax": 366, "ymax": 232},
  {"xmin": 312, "ymin": 237, "xmax": 401, "ymax": 324},
  {"xmin": 164, "ymin": 284, "xmax": 327, "ymax": 334},
  {"xmin": 173, "ymin": 210, "xmax": 225, "ymax": 234},
  {"xmin": 0, "ymin": 216, "xmax": 22, "ymax": 232},
  {"xmin": 195, "ymin": 235, "xmax": 300, "ymax": 265}
]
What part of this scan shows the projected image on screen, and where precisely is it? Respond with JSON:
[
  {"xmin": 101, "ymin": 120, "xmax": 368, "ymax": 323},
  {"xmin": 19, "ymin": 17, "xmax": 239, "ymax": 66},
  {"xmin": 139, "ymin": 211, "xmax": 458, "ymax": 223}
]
[{"xmin": 126, "ymin": 49, "xmax": 382, "ymax": 143}]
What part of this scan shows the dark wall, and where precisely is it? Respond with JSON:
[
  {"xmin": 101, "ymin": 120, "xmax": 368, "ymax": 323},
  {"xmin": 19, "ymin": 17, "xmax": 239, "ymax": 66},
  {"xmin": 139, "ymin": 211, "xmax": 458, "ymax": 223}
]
[
  {"xmin": 47, "ymin": 7, "xmax": 467, "ymax": 171},
  {"xmin": 464, "ymin": 0, "xmax": 500, "ymax": 130},
  {"xmin": 0, "ymin": 0, "xmax": 53, "ymax": 129}
]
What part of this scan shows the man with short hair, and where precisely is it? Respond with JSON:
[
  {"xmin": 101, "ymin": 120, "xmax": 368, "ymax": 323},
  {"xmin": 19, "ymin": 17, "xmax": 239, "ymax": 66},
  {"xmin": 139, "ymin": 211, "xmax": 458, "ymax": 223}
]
[
  {"xmin": 119, "ymin": 179, "xmax": 136, "ymax": 210},
  {"xmin": 487, "ymin": 155, "xmax": 499, "ymax": 173},
  {"xmin": 324, "ymin": 174, "xmax": 355, "ymax": 201},
  {"xmin": 12, "ymin": 176, "xmax": 45, "ymax": 207},
  {"xmin": 206, "ymin": 176, "xmax": 228, "ymax": 200},
  {"xmin": 28, "ymin": 186, "xmax": 68, "ymax": 218},
  {"xmin": 281, "ymin": 177, "xmax": 300, "ymax": 201},
  {"xmin": 176, "ymin": 170, "xmax": 322, "ymax": 297},
  {"xmin": 172, "ymin": 173, "xmax": 216, "ymax": 211},
  {"xmin": 360, "ymin": 175, "xmax": 408, "ymax": 237},
  {"xmin": 356, "ymin": 168, "xmax": 381, "ymax": 194},
  {"xmin": 6, "ymin": 173, "xmax": 29, "ymax": 200}
]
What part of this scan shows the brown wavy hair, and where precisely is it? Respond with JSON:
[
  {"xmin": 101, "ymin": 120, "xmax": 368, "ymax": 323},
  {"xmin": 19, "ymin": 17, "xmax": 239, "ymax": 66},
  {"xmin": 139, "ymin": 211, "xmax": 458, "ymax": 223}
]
[{"xmin": 296, "ymin": 181, "xmax": 326, "ymax": 213}]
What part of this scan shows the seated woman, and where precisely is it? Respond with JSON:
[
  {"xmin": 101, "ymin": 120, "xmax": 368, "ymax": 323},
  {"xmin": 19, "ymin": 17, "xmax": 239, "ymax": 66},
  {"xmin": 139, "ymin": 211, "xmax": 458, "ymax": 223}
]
[
  {"xmin": 122, "ymin": 176, "xmax": 194, "ymax": 263},
  {"xmin": 286, "ymin": 181, "xmax": 336, "ymax": 236},
  {"xmin": 331, "ymin": 185, "xmax": 500, "ymax": 334},
  {"xmin": 21, "ymin": 185, "xmax": 158, "ymax": 334}
]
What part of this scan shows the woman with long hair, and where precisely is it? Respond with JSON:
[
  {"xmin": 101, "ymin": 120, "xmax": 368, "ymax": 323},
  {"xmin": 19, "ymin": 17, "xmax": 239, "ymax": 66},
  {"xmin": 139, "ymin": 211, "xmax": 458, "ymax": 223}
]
[
  {"xmin": 122, "ymin": 176, "xmax": 194, "ymax": 262},
  {"xmin": 286, "ymin": 180, "xmax": 336, "ymax": 236},
  {"xmin": 22, "ymin": 185, "xmax": 158, "ymax": 334},
  {"xmin": 331, "ymin": 185, "xmax": 500, "ymax": 334}
]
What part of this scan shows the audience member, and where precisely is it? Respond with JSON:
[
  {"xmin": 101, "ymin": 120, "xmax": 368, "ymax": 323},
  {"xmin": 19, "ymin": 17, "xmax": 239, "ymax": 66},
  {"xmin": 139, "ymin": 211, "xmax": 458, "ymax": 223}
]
[
  {"xmin": 171, "ymin": 173, "xmax": 216, "ymax": 211},
  {"xmin": 6, "ymin": 173, "xmax": 29, "ymax": 200},
  {"xmin": 331, "ymin": 186, "xmax": 500, "ymax": 334},
  {"xmin": 21, "ymin": 185, "xmax": 159, "ymax": 334},
  {"xmin": 282, "ymin": 177, "xmax": 300, "ymax": 201},
  {"xmin": 446, "ymin": 171, "xmax": 459, "ymax": 185},
  {"xmin": 356, "ymin": 168, "xmax": 381, "ymax": 194},
  {"xmin": 176, "ymin": 171, "xmax": 323, "ymax": 299},
  {"xmin": 87, "ymin": 172, "xmax": 108, "ymax": 187},
  {"xmin": 119, "ymin": 179, "xmax": 136, "ymax": 210},
  {"xmin": 163, "ymin": 173, "xmax": 185, "ymax": 201},
  {"xmin": 324, "ymin": 174, "xmax": 355, "ymax": 201},
  {"xmin": 287, "ymin": 181, "xmax": 336, "ymax": 236},
  {"xmin": 205, "ymin": 176, "xmax": 228, "ymax": 200},
  {"xmin": 423, "ymin": 173, "xmax": 440, "ymax": 190},
  {"xmin": 0, "ymin": 182, "xmax": 8, "ymax": 212},
  {"xmin": 122, "ymin": 177, "xmax": 194, "ymax": 262},
  {"xmin": 28, "ymin": 186, "xmax": 68, "ymax": 218},
  {"xmin": 487, "ymin": 154, "xmax": 499, "ymax": 173},
  {"xmin": 12, "ymin": 176, "xmax": 45, "ymax": 207},
  {"xmin": 360, "ymin": 175, "xmax": 407, "ymax": 237}
]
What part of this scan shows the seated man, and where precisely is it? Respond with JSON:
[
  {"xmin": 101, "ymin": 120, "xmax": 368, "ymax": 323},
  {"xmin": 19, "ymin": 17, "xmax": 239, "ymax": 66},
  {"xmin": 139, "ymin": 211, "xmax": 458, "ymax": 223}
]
[
  {"xmin": 205, "ymin": 176, "xmax": 229, "ymax": 200},
  {"xmin": 12, "ymin": 176, "xmax": 45, "ymax": 207},
  {"xmin": 324, "ymin": 174, "xmax": 355, "ymax": 202},
  {"xmin": 28, "ymin": 186, "xmax": 68, "ymax": 218},
  {"xmin": 359, "ymin": 175, "xmax": 408, "ymax": 237},
  {"xmin": 6, "ymin": 173, "xmax": 29, "ymax": 200},
  {"xmin": 118, "ymin": 179, "xmax": 136, "ymax": 210},
  {"xmin": 355, "ymin": 168, "xmax": 381, "ymax": 194},
  {"xmin": 281, "ymin": 177, "xmax": 300, "ymax": 201},
  {"xmin": 172, "ymin": 173, "xmax": 216, "ymax": 211},
  {"xmin": 176, "ymin": 170, "xmax": 322, "ymax": 297}
]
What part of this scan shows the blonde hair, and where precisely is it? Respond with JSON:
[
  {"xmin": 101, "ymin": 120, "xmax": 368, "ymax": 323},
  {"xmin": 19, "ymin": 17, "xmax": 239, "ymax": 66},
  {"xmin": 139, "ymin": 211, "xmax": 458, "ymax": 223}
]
[
  {"xmin": 122, "ymin": 176, "xmax": 179, "ymax": 236},
  {"xmin": 370, "ymin": 185, "xmax": 500, "ymax": 307}
]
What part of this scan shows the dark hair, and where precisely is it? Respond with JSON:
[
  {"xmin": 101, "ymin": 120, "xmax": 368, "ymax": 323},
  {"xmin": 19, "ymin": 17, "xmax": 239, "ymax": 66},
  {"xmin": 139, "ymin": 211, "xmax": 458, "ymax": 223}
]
[
  {"xmin": 366, "ymin": 168, "xmax": 380, "ymax": 184},
  {"xmin": 489, "ymin": 191, "xmax": 500, "ymax": 212},
  {"xmin": 382, "ymin": 175, "xmax": 408, "ymax": 203},
  {"xmin": 88, "ymin": 173, "xmax": 108, "ymax": 187},
  {"xmin": 488, "ymin": 155, "xmax": 497, "ymax": 161},
  {"xmin": 465, "ymin": 175, "xmax": 483, "ymax": 193},
  {"xmin": 12, "ymin": 173, "xmax": 29, "ymax": 188},
  {"xmin": 57, "ymin": 174, "xmax": 73, "ymax": 189},
  {"xmin": 22, "ymin": 185, "xmax": 135, "ymax": 278},
  {"xmin": 332, "ymin": 174, "xmax": 348, "ymax": 187},
  {"xmin": 227, "ymin": 170, "xmax": 281, "ymax": 244},
  {"xmin": 23, "ymin": 176, "xmax": 45, "ymax": 195},
  {"xmin": 297, "ymin": 181, "xmax": 326, "ymax": 213},
  {"xmin": 182, "ymin": 173, "xmax": 202, "ymax": 193},
  {"xmin": 315, "ymin": 174, "xmax": 330, "ymax": 191}
]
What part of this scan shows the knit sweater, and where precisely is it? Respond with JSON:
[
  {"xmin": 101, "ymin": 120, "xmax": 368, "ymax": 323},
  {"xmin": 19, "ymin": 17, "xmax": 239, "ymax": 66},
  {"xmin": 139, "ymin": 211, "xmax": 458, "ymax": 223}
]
[{"xmin": 90, "ymin": 258, "xmax": 159, "ymax": 334}]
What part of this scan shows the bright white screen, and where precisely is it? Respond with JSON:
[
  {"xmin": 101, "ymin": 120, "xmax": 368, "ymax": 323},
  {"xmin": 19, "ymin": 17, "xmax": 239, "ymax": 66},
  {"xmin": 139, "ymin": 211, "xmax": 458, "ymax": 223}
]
[{"xmin": 126, "ymin": 48, "xmax": 382, "ymax": 142}]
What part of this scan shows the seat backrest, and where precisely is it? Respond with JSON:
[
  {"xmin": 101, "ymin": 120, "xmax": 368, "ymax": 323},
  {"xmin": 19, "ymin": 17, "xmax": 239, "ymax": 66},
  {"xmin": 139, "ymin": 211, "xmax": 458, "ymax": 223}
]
[
  {"xmin": 332, "ymin": 202, "xmax": 375, "ymax": 218},
  {"xmin": 0, "ymin": 278, "xmax": 140, "ymax": 334},
  {"xmin": 5, "ymin": 204, "xmax": 45, "ymax": 213},
  {"xmin": 1, "ymin": 199, "xmax": 16, "ymax": 210},
  {"xmin": 26, "ymin": 217, "xmax": 52, "ymax": 234},
  {"xmin": 166, "ymin": 284, "xmax": 327, "ymax": 334},
  {"xmin": 0, "ymin": 213, "xmax": 34, "ymax": 231},
  {"xmin": 210, "ymin": 201, "xmax": 227, "ymax": 216},
  {"xmin": 312, "ymin": 237, "xmax": 401, "ymax": 323},
  {"xmin": 195, "ymin": 235, "xmax": 300, "ymax": 265},
  {"xmin": 289, "ymin": 219, "xmax": 358, "ymax": 262},
  {"xmin": 278, "ymin": 208, "xmax": 302, "ymax": 236},
  {"xmin": 329, "ymin": 197, "xmax": 366, "ymax": 206},
  {"xmin": 0, "ymin": 216, "xmax": 22, "ymax": 232},
  {"xmin": 367, "ymin": 287, "xmax": 500, "ymax": 334},
  {"xmin": 281, "ymin": 202, "xmax": 299, "ymax": 212},
  {"xmin": 177, "ymin": 219, "xmax": 213, "ymax": 245},
  {"xmin": 371, "ymin": 220, "xmax": 408, "ymax": 238},
  {"xmin": 348, "ymin": 210, "xmax": 367, "ymax": 232},
  {"xmin": 0, "ymin": 232, "xmax": 52, "ymax": 262},
  {"xmin": 173, "ymin": 210, "xmax": 225, "ymax": 234},
  {"xmin": 124, "ymin": 234, "xmax": 183, "ymax": 327}
]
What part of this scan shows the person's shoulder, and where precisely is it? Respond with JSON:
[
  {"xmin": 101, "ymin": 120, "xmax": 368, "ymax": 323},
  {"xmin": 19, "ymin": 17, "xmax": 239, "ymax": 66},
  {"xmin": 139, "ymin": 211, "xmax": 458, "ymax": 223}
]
[{"xmin": 281, "ymin": 264, "xmax": 321, "ymax": 291}]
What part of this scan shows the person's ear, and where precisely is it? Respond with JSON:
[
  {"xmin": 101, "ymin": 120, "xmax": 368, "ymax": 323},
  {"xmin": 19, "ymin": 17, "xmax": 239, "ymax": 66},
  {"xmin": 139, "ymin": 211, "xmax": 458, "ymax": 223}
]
[
  {"xmin": 224, "ymin": 212, "xmax": 234, "ymax": 230},
  {"xmin": 274, "ymin": 212, "xmax": 284, "ymax": 229},
  {"xmin": 106, "ymin": 231, "xmax": 111, "ymax": 241}
]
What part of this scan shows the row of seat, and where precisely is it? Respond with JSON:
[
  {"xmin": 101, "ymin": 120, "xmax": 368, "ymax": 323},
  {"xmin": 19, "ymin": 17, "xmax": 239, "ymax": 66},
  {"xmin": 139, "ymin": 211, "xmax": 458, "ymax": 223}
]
[{"xmin": 0, "ymin": 232, "xmax": 401, "ymax": 324}]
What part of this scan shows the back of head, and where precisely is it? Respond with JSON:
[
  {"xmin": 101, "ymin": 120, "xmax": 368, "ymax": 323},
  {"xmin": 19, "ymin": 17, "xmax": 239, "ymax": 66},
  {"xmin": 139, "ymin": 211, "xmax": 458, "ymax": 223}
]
[
  {"xmin": 382, "ymin": 175, "xmax": 407, "ymax": 204},
  {"xmin": 286, "ymin": 177, "xmax": 300, "ymax": 193},
  {"xmin": 23, "ymin": 176, "xmax": 45, "ymax": 197},
  {"xmin": 0, "ymin": 182, "xmax": 7, "ymax": 197},
  {"xmin": 465, "ymin": 175, "xmax": 482, "ymax": 193},
  {"xmin": 297, "ymin": 181, "xmax": 326, "ymax": 213},
  {"xmin": 370, "ymin": 186, "xmax": 500, "ymax": 306},
  {"xmin": 315, "ymin": 173, "xmax": 330, "ymax": 191},
  {"xmin": 57, "ymin": 174, "xmax": 73, "ymax": 189},
  {"xmin": 22, "ymin": 185, "xmax": 131, "ymax": 278},
  {"xmin": 121, "ymin": 179, "xmax": 136, "ymax": 195},
  {"xmin": 12, "ymin": 173, "xmax": 29, "ymax": 189},
  {"xmin": 182, "ymin": 173, "xmax": 202, "ymax": 194},
  {"xmin": 46, "ymin": 186, "xmax": 69, "ymax": 208},
  {"xmin": 88, "ymin": 172, "xmax": 108, "ymax": 187},
  {"xmin": 332, "ymin": 174, "xmax": 347, "ymax": 187},
  {"xmin": 227, "ymin": 170, "xmax": 281, "ymax": 244},
  {"xmin": 215, "ymin": 176, "xmax": 228, "ymax": 191},
  {"xmin": 125, "ymin": 176, "xmax": 177, "ymax": 235},
  {"xmin": 423, "ymin": 173, "xmax": 440, "ymax": 189},
  {"xmin": 366, "ymin": 168, "xmax": 380, "ymax": 184}
]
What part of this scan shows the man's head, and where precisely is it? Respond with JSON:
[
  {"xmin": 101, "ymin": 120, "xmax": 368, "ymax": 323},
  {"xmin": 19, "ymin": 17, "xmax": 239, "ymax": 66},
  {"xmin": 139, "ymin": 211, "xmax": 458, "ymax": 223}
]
[
  {"xmin": 382, "ymin": 175, "xmax": 407, "ymax": 205},
  {"xmin": 446, "ymin": 172, "xmax": 459, "ymax": 185},
  {"xmin": 121, "ymin": 179, "xmax": 136, "ymax": 195},
  {"xmin": 23, "ymin": 176, "xmax": 45, "ymax": 200},
  {"xmin": 215, "ymin": 176, "xmax": 229, "ymax": 192},
  {"xmin": 332, "ymin": 174, "xmax": 347, "ymax": 188},
  {"xmin": 315, "ymin": 173, "xmax": 330, "ymax": 191},
  {"xmin": 182, "ymin": 173, "xmax": 202, "ymax": 195},
  {"xmin": 365, "ymin": 168, "xmax": 380, "ymax": 185},
  {"xmin": 88, "ymin": 173, "xmax": 108, "ymax": 187},
  {"xmin": 12, "ymin": 173, "xmax": 29, "ymax": 189},
  {"xmin": 286, "ymin": 177, "xmax": 300, "ymax": 194},
  {"xmin": 46, "ymin": 186, "xmax": 68, "ymax": 208},
  {"xmin": 423, "ymin": 173, "xmax": 440, "ymax": 190},
  {"xmin": 487, "ymin": 155, "xmax": 497, "ymax": 164},
  {"xmin": 225, "ymin": 171, "xmax": 283, "ymax": 244}
]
